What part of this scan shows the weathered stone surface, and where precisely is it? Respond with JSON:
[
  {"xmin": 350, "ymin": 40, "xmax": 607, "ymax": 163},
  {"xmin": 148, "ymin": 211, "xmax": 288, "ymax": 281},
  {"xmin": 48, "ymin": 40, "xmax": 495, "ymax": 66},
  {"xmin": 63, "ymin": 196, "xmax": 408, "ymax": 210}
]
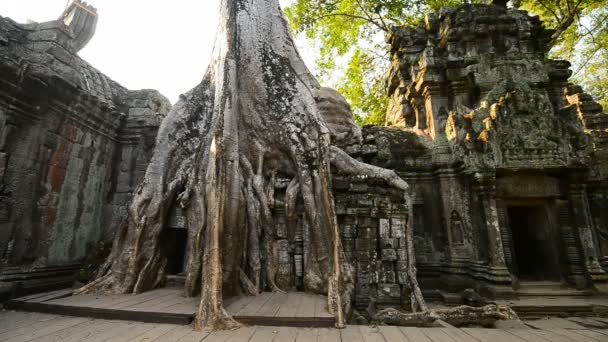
[
  {"xmin": 0, "ymin": 8, "xmax": 170, "ymax": 293},
  {"xmin": 381, "ymin": 2, "xmax": 608, "ymax": 296}
]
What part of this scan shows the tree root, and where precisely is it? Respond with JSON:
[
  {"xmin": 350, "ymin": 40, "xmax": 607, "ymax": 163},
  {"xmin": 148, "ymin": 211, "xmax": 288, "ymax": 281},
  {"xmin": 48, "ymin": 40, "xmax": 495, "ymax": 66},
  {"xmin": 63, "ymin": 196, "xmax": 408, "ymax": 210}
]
[
  {"xmin": 373, "ymin": 304, "xmax": 518, "ymax": 327},
  {"xmin": 329, "ymin": 146, "xmax": 426, "ymax": 312},
  {"xmin": 239, "ymin": 268, "xmax": 260, "ymax": 296}
]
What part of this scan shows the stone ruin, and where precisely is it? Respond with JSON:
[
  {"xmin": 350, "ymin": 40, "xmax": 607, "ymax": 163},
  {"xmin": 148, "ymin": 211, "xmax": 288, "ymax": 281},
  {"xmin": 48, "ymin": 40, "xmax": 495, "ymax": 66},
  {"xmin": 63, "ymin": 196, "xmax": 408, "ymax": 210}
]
[{"xmin": 1, "ymin": 0, "xmax": 608, "ymax": 313}]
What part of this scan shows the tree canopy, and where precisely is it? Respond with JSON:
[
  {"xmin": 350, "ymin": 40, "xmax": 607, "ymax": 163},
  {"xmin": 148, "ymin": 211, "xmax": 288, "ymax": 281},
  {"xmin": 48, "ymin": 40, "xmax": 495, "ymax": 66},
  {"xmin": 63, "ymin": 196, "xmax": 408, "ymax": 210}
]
[{"xmin": 285, "ymin": 0, "xmax": 608, "ymax": 125}]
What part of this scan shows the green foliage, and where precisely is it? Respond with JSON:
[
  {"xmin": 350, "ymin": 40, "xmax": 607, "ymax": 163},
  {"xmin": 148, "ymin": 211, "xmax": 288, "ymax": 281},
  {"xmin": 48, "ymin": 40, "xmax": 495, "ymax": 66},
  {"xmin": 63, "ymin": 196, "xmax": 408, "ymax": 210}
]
[
  {"xmin": 519, "ymin": 0, "xmax": 608, "ymax": 111},
  {"xmin": 286, "ymin": 0, "xmax": 608, "ymax": 125},
  {"xmin": 285, "ymin": 0, "xmax": 465, "ymax": 126}
]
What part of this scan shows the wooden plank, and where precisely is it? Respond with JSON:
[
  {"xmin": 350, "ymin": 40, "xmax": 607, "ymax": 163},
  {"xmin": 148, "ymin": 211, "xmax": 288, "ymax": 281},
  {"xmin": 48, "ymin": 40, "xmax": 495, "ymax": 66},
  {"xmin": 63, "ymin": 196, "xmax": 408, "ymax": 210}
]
[
  {"xmin": 132, "ymin": 293, "xmax": 188, "ymax": 312},
  {"xmin": 594, "ymin": 330, "xmax": 608, "ymax": 337},
  {"xmin": 549, "ymin": 329, "xmax": 598, "ymax": 342},
  {"xmin": 100, "ymin": 289, "xmax": 177, "ymax": 309},
  {"xmin": 120, "ymin": 290, "xmax": 182, "ymax": 311},
  {"xmin": 205, "ymin": 327, "xmax": 242, "ymax": 341},
  {"xmin": 378, "ymin": 326, "xmax": 406, "ymax": 341},
  {"xmin": 295, "ymin": 328, "xmax": 318, "ymax": 342},
  {"xmin": 462, "ymin": 328, "xmax": 526, "ymax": 342},
  {"xmin": 0, "ymin": 312, "xmax": 57, "ymax": 333},
  {"xmin": 29, "ymin": 319, "xmax": 114, "ymax": 342},
  {"xmin": 177, "ymin": 330, "xmax": 210, "ymax": 342},
  {"xmin": 359, "ymin": 325, "xmax": 385, "ymax": 342},
  {"xmin": 163, "ymin": 301, "xmax": 198, "ymax": 314},
  {"xmin": 0, "ymin": 316, "xmax": 64, "ymax": 340},
  {"xmin": 152, "ymin": 325, "xmax": 193, "ymax": 341},
  {"xmin": 294, "ymin": 294, "xmax": 315, "ymax": 318},
  {"xmin": 567, "ymin": 317, "xmax": 608, "ymax": 329},
  {"xmin": 13, "ymin": 289, "xmax": 71, "ymax": 302},
  {"xmin": 525, "ymin": 318, "xmax": 586, "ymax": 330},
  {"xmin": 507, "ymin": 328, "xmax": 552, "ymax": 342},
  {"xmin": 421, "ymin": 328, "xmax": 456, "ymax": 342},
  {"xmin": 570, "ymin": 329, "xmax": 607, "ymax": 340},
  {"xmin": 317, "ymin": 327, "xmax": 340, "ymax": 342},
  {"xmin": 69, "ymin": 320, "xmax": 137, "ymax": 342},
  {"xmin": 86, "ymin": 321, "xmax": 156, "ymax": 342},
  {"xmin": 238, "ymin": 292, "xmax": 274, "ymax": 316},
  {"xmin": 257, "ymin": 292, "xmax": 286, "ymax": 317},
  {"xmin": 44, "ymin": 294, "xmax": 109, "ymax": 307},
  {"xmin": 272, "ymin": 326, "xmax": 298, "ymax": 342},
  {"xmin": 340, "ymin": 325, "xmax": 365, "ymax": 342},
  {"xmin": 525, "ymin": 329, "xmax": 577, "ymax": 342},
  {"xmin": 314, "ymin": 295, "xmax": 332, "ymax": 319},
  {"xmin": 25, "ymin": 289, "xmax": 74, "ymax": 303},
  {"xmin": 225, "ymin": 326, "xmax": 257, "ymax": 342},
  {"xmin": 276, "ymin": 293, "xmax": 302, "ymax": 317},
  {"xmin": 4, "ymin": 300, "xmax": 192, "ymax": 325},
  {"xmin": 399, "ymin": 327, "xmax": 432, "ymax": 342},
  {"xmin": 125, "ymin": 323, "xmax": 179, "ymax": 342},
  {"xmin": 249, "ymin": 326, "xmax": 279, "ymax": 342},
  {"xmin": 440, "ymin": 328, "xmax": 478, "ymax": 342},
  {"xmin": 226, "ymin": 295, "xmax": 258, "ymax": 316},
  {"xmin": 2, "ymin": 316, "xmax": 88, "ymax": 342}
]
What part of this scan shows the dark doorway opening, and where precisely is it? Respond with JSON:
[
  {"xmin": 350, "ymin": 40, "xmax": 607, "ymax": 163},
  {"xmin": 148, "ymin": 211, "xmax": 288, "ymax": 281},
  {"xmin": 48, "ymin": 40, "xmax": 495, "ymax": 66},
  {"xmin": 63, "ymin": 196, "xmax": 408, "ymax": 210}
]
[
  {"xmin": 508, "ymin": 205, "xmax": 561, "ymax": 281},
  {"xmin": 165, "ymin": 228, "xmax": 188, "ymax": 275}
]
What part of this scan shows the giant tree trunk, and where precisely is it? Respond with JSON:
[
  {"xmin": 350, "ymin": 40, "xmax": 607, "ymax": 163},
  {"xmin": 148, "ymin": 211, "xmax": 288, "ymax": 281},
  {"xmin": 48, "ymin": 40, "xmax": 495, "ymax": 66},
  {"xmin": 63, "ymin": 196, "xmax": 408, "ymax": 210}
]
[{"xmin": 77, "ymin": 0, "xmax": 426, "ymax": 330}]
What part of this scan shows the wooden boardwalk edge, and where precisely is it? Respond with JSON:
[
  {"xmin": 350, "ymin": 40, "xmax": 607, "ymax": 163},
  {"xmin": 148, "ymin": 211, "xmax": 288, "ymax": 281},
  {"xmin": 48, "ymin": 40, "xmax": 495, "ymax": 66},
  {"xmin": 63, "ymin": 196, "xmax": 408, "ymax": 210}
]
[
  {"xmin": 234, "ymin": 315, "xmax": 335, "ymax": 328},
  {"xmin": 4, "ymin": 300, "xmax": 194, "ymax": 325}
]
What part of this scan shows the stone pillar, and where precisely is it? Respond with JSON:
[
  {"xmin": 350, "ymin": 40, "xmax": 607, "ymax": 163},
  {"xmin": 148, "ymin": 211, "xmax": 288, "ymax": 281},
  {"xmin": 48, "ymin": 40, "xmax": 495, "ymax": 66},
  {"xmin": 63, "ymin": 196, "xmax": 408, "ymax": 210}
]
[
  {"xmin": 569, "ymin": 180, "xmax": 608, "ymax": 283},
  {"xmin": 473, "ymin": 172, "xmax": 511, "ymax": 285},
  {"xmin": 585, "ymin": 181, "xmax": 608, "ymax": 272}
]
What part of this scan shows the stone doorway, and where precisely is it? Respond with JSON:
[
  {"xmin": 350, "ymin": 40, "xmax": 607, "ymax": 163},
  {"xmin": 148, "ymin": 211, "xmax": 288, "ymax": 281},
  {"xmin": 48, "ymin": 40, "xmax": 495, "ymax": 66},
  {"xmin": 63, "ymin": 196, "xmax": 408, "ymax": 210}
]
[
  {"xmin": 507, "ymin": 204, "xmax": 561, "ymax": 282},
  {"xmin": 165, "ymin": 227, "xmax": 188, "ymax": 275}
]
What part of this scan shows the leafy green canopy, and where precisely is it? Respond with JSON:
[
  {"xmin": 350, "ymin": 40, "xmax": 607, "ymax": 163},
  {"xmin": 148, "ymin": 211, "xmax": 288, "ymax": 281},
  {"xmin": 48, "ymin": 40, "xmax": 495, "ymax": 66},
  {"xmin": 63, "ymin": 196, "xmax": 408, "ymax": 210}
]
[
  {"xmin": 285, "ymin": 0, "xmax": 608, "ymax": 126},
  {"xmin": 517, "ymin": 0, "xmax": 608, "ymax": 111}
]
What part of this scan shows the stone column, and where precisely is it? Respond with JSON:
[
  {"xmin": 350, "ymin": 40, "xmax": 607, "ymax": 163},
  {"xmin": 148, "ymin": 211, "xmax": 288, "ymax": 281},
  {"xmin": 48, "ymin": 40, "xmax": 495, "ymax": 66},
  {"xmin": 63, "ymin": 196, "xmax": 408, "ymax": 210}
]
[
  {"xmin": 569, "ymin": 180, "xmax": 608, "ymax": 283},
  {"xmin": 473, "ymin": 172, "xmax": 511, "ymax": 284}
]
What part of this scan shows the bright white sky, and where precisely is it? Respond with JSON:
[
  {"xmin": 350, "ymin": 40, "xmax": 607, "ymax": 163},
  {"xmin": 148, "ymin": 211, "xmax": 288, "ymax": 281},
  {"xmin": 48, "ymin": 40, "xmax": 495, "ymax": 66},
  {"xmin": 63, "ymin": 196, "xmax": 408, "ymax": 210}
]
[{"xmin": 0, "ymin": 0, "xmax": 317, "ymax": 104}]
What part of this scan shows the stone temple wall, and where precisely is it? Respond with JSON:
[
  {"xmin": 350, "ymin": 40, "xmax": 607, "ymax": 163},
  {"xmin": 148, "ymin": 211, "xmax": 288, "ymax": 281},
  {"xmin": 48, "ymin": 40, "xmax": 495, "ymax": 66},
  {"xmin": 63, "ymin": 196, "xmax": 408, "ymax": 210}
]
[
  {"xmin": 383, "ymin": 2, "xmax": 608, "ymax": 298},
  {"xmin": 0, "ymin": 5, "xmax": 170, "ymax": 297},
  {"xmin": 3, "ymin": 0, "xmax": 608, "ymax": 308}
]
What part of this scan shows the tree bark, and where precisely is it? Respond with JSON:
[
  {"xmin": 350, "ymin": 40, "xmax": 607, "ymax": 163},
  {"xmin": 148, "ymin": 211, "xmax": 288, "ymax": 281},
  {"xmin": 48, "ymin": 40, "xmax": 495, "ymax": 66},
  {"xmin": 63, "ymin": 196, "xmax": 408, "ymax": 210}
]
[
  {"xmin": 78, "ymin": 0, "xmax": 427, "ymax": 330},
  {"xmin": 373, "ymin": 304, "xmax": 518, "ymax": 327}
]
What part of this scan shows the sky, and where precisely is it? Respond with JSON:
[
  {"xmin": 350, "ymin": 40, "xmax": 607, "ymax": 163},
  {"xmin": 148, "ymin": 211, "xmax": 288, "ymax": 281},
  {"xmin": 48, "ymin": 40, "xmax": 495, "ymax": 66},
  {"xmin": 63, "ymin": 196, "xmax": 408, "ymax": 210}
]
[{"xmin": 0, "ymin": 0, "xmax": 316, "ymax": 104}]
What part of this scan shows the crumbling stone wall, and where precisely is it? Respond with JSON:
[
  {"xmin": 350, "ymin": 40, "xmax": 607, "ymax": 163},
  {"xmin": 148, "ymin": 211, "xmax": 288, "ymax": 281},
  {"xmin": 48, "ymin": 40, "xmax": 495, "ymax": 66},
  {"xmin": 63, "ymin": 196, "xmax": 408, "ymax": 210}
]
[
  {"xmin": 383, "ymin": 3, "xmax": 608, "ymax": 296},
  {"xmin": 0, "ymin": 4, "xmax": 170, "ymax": 295}
]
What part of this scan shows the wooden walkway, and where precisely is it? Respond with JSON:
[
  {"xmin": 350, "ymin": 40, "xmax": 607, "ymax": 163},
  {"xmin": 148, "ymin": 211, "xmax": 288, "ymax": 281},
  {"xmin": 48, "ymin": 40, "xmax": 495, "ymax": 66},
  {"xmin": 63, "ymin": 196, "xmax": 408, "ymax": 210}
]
[
  {"xmin": 4, "ymin": 289, "xmax": 334, "ymax": 327},
  {"xmin": 1, "ymin": 311, "xmax": 608, "ymax": 341}
]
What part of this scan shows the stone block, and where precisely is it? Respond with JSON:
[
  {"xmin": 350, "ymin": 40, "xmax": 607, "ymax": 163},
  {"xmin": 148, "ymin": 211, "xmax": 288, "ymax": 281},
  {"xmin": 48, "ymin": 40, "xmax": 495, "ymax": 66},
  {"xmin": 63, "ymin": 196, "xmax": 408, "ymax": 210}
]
[
  {"xmin": 376, "ymin": 283, "xmax": 401, "ymax": 303},
  {"xmin": 276, "ymin": 263, "xmax": 292, "ymax": 290},
  {"xmin": 397, "ymin": 271, "xmax": 408, "ymax": 284},
  {"xmin": 342, "ymin": 239, "xmax": 354, "ymax": 252},
  {"xmin": 380, "ymin": 237, "xmax": 398, "ymax": 249},
  {"xmin": 357, "ymin": 227, "xmax": 374, "ymax": 239},
  {"xmin": 276, "ymin": 239, "xmax": 290, "ymax": 264},
  {"xmin": 349, "ymin": 183, "xmax": 368, "ymax": 192},
  {"xmin": 341, "ymin": 224, "xmax": 356, "ymax": 238},
  {"xmin": 361, "ymin": 144, "xmax": 378, "ymax": 155},
  {"xmin": 395, "ymin": 261, "xmax": 409, "ymax": 272},
  {"xmin": 390, "ymin": 218, "xmax": 406, "ymax": 238},
  {"xmin": 355, "ymin": 251, "xmax": 371, "ymax": 261},
  {"xmin": 333, "ymin": 178, "xmax": 350, "ymax": 190},
  {"xmin": 381, "ymin": 248, "xmax": 397, "ymax": 262},
  {"xmin": 379, "ymin": 270, "xmax": 396, "ymax": 283},
  {"xmin": 355, "ymin": 238, "xmax": 371, "ymax": 250},
  {"xmin": 397, "ymin": 249, "xmax": 408, "ymax": 261},
  {"xmin": 379, "ymin": 218, "xmax": 390, "ymax": 239},
  {"xmin": 275, "ymin": 223, "xmax": 287, "ymax": 239}
]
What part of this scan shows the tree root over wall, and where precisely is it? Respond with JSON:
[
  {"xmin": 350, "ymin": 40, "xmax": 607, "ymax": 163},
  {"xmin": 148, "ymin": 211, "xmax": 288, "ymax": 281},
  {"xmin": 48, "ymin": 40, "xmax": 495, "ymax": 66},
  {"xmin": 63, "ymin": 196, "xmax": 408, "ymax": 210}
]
[{"xmin": 74, "ymin": 0, "xmax": 514, "ymax": 331}]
